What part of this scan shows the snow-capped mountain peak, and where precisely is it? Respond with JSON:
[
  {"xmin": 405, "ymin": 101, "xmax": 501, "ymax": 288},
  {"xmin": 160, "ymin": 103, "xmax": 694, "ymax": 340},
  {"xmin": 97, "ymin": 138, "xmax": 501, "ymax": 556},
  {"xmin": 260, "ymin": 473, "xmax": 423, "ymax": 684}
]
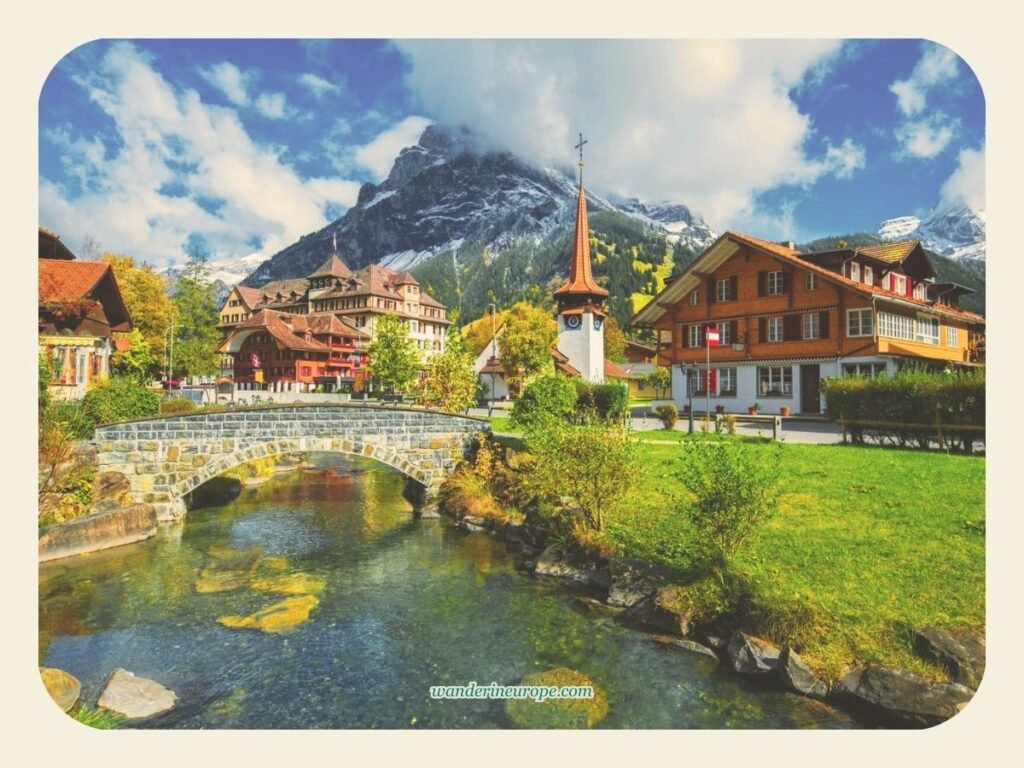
[{"xmin": 878, "ymin": 201, "xmax": 985, "ymax": 262}]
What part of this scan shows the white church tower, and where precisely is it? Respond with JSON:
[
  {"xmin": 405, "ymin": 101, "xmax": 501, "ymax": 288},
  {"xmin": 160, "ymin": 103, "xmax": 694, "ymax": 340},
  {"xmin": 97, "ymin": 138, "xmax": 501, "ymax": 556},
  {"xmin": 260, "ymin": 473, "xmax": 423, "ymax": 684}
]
[{"xmin": 553, "ymin": 133, "xmax": 608, "ymax": 383}]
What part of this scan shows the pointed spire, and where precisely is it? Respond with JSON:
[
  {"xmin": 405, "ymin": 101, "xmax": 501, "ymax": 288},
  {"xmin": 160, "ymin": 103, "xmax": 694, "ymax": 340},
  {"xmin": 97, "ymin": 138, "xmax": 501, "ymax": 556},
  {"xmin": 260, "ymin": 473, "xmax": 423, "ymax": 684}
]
[{"xmin": 553, "ymin": 183, "xmax": 609, "ymax": 303}]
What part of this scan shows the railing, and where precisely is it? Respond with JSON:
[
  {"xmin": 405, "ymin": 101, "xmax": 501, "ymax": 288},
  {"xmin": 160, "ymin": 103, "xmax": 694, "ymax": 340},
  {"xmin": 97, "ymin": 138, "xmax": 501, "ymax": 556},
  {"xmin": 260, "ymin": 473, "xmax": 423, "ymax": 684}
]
[{"xmin": 835, "ymin": 417, "xmax": 984, "ymax": 453}]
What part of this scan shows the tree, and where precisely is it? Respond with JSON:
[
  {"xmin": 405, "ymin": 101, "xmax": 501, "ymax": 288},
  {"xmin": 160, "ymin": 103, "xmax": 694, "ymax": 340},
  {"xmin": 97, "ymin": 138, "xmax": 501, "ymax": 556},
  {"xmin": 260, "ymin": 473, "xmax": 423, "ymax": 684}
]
[
  {"xmin": 498, "ymin": 302, "xmax": 557, "ymax": 395},
  {"xmin": 674, "ymin": 434, "xmax": 784, "ymax": 573},
  {"xmin": 367, "ymin": 312, "xmax": 420, "ymax": 394},
  {"xmin": 644, "ymin": 366, "xmax": 671, "ymax": 398},
  {"xmin": 172, "ymin": 247, "xmax": 220, "ymax": 378},
  {"xmin": 512, "ymin": 374, "xmax": 578, "ymax": 431},
  {"xmin": 101, "ymin": 253, "xmax": 178, "ymax": 371},
  {"xmin": 603, "ymin": 315, "xmax": 628, "ymax": 362},
  {"xmin": 422, "ymin": 326, "xmax": 478, "ymax": 412},
  {"xmin": 112, "ymin": 329, "xmax": 156, "ymax": 382}
]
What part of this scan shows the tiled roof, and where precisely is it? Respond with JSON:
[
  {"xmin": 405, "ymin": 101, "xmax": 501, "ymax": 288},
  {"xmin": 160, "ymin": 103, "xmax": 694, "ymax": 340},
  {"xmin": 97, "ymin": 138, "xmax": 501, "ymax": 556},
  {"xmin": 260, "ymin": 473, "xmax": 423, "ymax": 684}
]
[
  {"xmin": 555, "ymin": 360, "xmax": 582, "ymax": 377},
  {"xmin": 39, "ymin": 259, "xmax": 110, "ymax": 302},
  {"xmin": 604, "ymin": 358, "xmax": 630, "ymax": 379},
  {"xmin": 308, "ymin": 254, "xmax": 353, "ymax": 279},
  {"xmin": 222, "ymin": 308, "xmax": 369, "ymax": 354},
  {"xmin": 235, "ymin": 286, "xmax": 264, "ymax": 309},
  {"xmin": 855, "ymin": 240, "xmax": 919, "ymax": 264},
  {"xmin": 553, "ymin": 185, "xmax": 609, "ymax": 300},
  {"xmin": 38, "ymin": 228, "xmax": 76, "ymax": 260}
]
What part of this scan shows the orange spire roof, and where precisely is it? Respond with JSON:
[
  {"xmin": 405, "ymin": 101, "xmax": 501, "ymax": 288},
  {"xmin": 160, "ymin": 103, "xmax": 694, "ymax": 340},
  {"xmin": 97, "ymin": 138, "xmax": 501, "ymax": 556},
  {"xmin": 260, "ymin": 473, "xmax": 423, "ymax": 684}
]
[{"xmin": 553, "ymin": 185, "xmax": 608, "ymax": 301}]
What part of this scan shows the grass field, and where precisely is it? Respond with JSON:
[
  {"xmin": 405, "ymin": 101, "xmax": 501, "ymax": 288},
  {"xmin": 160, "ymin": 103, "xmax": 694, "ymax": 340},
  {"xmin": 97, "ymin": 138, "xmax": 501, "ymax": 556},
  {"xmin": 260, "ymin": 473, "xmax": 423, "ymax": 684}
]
[{"xmin": 604, "ymin": 439, "xmax": 985, "ymax": 681}]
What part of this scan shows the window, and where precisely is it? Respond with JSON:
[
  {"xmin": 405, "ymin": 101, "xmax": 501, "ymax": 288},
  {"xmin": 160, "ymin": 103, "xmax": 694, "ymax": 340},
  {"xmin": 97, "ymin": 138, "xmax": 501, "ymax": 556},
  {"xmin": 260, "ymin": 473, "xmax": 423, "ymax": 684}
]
[
  {"xmin": 758, "ymin": 366, "xmax": 792, "ymax": 396},
  {"xmin": 716, "ymin": 321, "xmax": 732, "ymax": 345},
  {"xmin": 690, "ymin": 290, "xmax": 700, "ymax": 306},
  {"xmin": 767, "ymin": 271, "xmax": 785, "ymax": 295},
  {"xmin": 913, "ymin": 283, "xmax": 926, "ymax": 300},
  {"xmin": 847, "ymin": 308, "xmax": 873, "ymax": 337},
  {"xmin": 864, "ymin": 266, "xmax": 873, "ymax": 285},
  {"xmin": 878, "ymin": 312, "xmax": 915, "ymax": 340},
  {"xmin": 894, "ymin": 274, "xmax": 907, "ymax": 294},
  {"xmin": 850, "ymin": 262, "xmax": 861, "ymax": 282},
  {"xmin": 805, "ymin": 273, "xmax": 818, "ymax": 291},
  {"xmin": 716, "ymin": 278, "xmax": 733, "ymax": 302},
  {"xmin": 844, "ymin": 363, "xmax": 887, "ymax": 377},
  {"xmin": 916, "ymin": 315, "xmax": 939, "ymax": 345},
  {"xmin": 803, "ymin": 313, "xmax": 820, "ymax": 340},
  {"xmin": 767, "ymin": 317, "xmax": 784, "ymax": 342},
  {"xmin": 719, "ymin": 367, "xmax": 737, "ymax": 396},
  {"xmin": 688, "ymin": 325, "xmax": 703, "ymax": 347},
  {"xmin": 946, "ymin": 326, "xmax": 958, "ymax": 347}
]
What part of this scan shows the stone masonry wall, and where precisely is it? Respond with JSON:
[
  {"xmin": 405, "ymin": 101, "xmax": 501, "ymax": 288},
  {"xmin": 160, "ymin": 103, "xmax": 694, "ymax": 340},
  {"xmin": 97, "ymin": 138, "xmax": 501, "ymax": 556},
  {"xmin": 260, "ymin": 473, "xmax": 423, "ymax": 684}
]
[{"xmin": 93, "ymin": 405, "xmax": 487, "ymax": 521}]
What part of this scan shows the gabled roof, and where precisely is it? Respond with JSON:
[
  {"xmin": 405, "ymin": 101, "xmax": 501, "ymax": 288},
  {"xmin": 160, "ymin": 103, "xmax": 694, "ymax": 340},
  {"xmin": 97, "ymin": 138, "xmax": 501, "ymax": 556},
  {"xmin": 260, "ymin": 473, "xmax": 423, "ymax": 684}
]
[
  {"xmin": 234, "ymin": 286, "xmax": 264, "ymax": 309},
  {"xmin": 553, "ymin": 185, "xmax": 608, "ymax": 301},
  {"xmin": 309, "ymin": 254, "xmax": 352, "ymax": 280},
  {"xmin": 38, "ymin": 228, "xmax": 76, "ymax": 260},
  {"xmin": 39, "ymin": 259, "xmax": 132, "ymax": 331},
  {"xmin": 604, "ymin": 359, "xmax": 630, "ymax": 379},
  {"xmin": 855, "ymin": 240, "xmax": 919, "ymax": 264}
]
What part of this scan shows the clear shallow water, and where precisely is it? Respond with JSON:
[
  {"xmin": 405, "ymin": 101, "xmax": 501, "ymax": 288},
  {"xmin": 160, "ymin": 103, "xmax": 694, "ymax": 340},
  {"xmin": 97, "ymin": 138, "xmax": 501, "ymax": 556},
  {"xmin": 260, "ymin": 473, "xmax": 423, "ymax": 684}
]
[{"xmin": 39, "ymin": 454, "xmax": 856, "ymax": 729}]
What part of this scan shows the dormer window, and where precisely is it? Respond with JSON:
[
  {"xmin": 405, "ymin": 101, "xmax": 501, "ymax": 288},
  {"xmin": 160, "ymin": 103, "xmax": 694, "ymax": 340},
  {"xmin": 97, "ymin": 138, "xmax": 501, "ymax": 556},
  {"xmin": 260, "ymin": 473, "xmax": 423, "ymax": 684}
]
[
  {"xmin": 864, "ymin": 266, "xmax": 873, "ymax": 285},
  {"xmin": 913, "ymin": 283, "xmax": 926, "ymax": 300},
  {"xmin": 850, "ymin": 262, "xmax": 860, "ymax": 282},
  {"xmin": 894, "ymin": 274, "xmax": 907, "ymax": 295}
]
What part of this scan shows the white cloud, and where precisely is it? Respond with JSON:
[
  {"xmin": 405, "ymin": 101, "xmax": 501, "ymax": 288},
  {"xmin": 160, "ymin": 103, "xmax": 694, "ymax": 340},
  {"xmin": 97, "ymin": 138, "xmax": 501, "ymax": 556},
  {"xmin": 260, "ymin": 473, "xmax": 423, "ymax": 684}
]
[
  {"xmin": 395, "ymin": 39, "xmax": 858, "ymax": 228},
  {"xmin": 354, "ymin": 115, "xmax": 432, "ymax": 180},
  {"xmin": 254, "ymin": 92, "xmax": 291, "ymax": 120},
  {"xmin": 298, "ymin": 73, "xmax": 341, "ymax": 99},
  {"xmin": 821, "ymin": 138, "xmax": 867, "ymax": 179},
  {"xmin": 42, "ymin": 42, "xmax": 360, "ymax": 269},
  {"xmin": 896, "ymin": 118, "xmax": 957, "ymax": 159},
  {"xmin": 200, "ymin": 61, "xmax": 251, "ymax": 106},
  {"xmin": 940, "ymin": 144, "xmax": 985, "ymax": 210},
  {"xmin": 889, "ymin": 44, "xmax": 959, "ymax": 117}
]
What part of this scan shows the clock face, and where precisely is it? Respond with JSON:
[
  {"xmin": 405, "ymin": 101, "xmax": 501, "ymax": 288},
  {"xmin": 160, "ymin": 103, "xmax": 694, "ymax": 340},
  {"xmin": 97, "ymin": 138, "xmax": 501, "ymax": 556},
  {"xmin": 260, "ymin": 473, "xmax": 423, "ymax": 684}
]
[
  {"xmin": 565, "ymin": 314, "xmax": 581, "ymax": 329},
  {"xmin": 593, "ymin": 317, "xmax": 603, "ymax": 331}
]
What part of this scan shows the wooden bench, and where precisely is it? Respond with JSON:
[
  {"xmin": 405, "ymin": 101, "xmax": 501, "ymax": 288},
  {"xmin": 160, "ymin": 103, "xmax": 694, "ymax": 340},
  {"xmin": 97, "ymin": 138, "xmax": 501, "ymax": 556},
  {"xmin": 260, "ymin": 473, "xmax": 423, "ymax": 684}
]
[{"xmin": 715, "ymin": 413, "xmax": 784, "ymax": 440}]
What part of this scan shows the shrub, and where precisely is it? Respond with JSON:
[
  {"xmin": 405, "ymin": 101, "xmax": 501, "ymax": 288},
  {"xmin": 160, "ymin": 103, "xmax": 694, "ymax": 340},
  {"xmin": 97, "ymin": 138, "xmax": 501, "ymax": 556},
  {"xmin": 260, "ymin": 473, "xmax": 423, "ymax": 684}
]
[
  {"xmin": 512, "ymin": 374, "xmax": 577, "ymax": 430},
  {"xmin": 654, "ymin": 404, "xmax": 679, "ymax": 430},
  {"xmin": 82, "ymin": 376, "xmax": 160, "ymax": 427},
  {"xmin": 720, "ymin": 413, "xmax": 738, "ymax": 435},
  {"xmin": 674, "ymin": 433, "xmax": 783, "ymax": 573},
  {"xmin": 574, "ymin": 381, "xmax": 629, "ymax": 424},
  {"xmin": 160, "ymin": 397, "xmax": 197, "ymax": 415}
]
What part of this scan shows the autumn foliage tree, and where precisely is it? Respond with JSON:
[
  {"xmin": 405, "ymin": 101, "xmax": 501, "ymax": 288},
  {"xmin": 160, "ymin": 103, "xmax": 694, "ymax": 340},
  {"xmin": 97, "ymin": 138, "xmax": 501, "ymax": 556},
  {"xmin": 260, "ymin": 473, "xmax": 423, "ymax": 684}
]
[
  {"xmin": 367, "ymin": 312, "xmax": 420, "ymax": 394},
  {"xmin": 497, "ymin": 302, "xmax": 557, "ymax": 395},
  {"xmin": 101, "ymin": 253, "xmax": 177, "ymax": 372},
  {"xmin": 421, "ymin": 327, "xmax": 478, "ymax": 412}
]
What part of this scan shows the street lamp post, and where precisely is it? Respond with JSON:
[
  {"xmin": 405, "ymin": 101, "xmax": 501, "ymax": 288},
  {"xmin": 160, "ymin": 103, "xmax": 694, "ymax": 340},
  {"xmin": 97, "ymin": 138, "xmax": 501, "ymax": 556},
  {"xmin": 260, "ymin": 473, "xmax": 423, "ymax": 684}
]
[
  {"xmin": 677, "ymin": 362, "xmax": 694, "ymax": 434},
  {"xmin": 487, "ymin": 302, "xmax": 497, "ymax": 419}
]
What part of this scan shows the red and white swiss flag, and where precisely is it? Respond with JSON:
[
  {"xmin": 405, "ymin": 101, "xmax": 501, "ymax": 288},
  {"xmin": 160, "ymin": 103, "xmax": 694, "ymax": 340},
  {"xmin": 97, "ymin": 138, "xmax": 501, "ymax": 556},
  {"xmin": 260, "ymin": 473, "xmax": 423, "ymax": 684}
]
[{"xmin": 706, "ymin": 327, "xmax": 720, "ymax": 347}]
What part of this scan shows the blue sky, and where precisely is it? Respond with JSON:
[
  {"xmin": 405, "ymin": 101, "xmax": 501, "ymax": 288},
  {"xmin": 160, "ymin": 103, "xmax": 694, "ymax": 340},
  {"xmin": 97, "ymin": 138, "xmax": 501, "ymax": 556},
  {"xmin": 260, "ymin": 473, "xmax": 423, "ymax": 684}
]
[{"xmin": 39, "ymin": 38, "xmax": 984, "ymax": 268}]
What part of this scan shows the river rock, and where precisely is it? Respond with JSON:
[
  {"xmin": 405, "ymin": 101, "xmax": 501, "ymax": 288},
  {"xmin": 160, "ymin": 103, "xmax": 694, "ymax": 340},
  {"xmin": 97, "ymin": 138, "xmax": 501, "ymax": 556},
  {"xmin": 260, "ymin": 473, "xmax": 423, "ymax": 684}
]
[
  {"xmin": 459, "ymin": 515, "xmax": 488, "ymax": 533},
  {"xmin": 39, "ymin": 503, "xmax": 158, "ymax": 562},
  {"xmin": 249, "ymin": 573, "xmax": 326, "ymax": 595},
  {"xmin": 504, "ymin": 668, "xmax": 609, "ymax": 728},
  {"xmin": 218, "ymin": 594, "xmax": 320, "ymax": 634},
  {"xmin": 534, "ymin": 546, "xmax": 611, "ymax": 589},
  {"xmin": 97, "ymin": 668, "xmax": 177, "ymax": 719},
  {"xmin": 92, "ymin": 471, "xmax": 132, "ymax": 506},
  {"xmin": 606, "ymin": 557, "xmax": 678, "ymax": 608},
  {"xmin": 727, "ymin": 632, "xmax": 781, "ymax": 675},
  {"xmin": 914, "ymin": 626, "xmax": 985, "ymax": 689},
  {"xmin": 653, "ymin": 635, "xmax": 719, "ymax": 661},
  {"xmin": 620, "ymin": 585, "xmax": 693, "ymax": 636},
  {"xmin": 834, "ymin": 665, "xmax": 974, "ymax": 728},
  {"xmin": 779, "ymin": 647, "xmax": 828, "ymax": 698},
  {"xmin": 40, "ymin": 667, "xmax": 80, "ymax": 712}
]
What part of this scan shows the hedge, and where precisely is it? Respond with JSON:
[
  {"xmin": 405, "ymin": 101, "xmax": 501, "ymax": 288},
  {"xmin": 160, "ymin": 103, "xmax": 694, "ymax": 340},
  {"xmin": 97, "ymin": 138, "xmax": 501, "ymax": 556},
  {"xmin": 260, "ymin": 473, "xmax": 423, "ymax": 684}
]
[{"xmin": 821, "ymin": 368, "xmax": 984, "ymax": 452}]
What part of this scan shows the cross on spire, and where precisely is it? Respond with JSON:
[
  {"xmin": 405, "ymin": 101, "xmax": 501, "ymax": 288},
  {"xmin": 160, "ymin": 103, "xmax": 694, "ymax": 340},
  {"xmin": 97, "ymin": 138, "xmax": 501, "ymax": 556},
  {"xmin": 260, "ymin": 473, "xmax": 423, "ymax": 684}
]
[{"xmin": 574, "ymin": 132, "xmax": 588, "ymax": 187}]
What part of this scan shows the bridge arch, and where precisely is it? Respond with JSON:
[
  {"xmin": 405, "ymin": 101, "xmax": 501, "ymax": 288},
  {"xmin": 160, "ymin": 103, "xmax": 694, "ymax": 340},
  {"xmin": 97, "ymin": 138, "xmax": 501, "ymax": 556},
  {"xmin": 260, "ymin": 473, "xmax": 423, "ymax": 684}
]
[{"xmin": 92, "ymin": 404, "xmax": 487, "ymax": 521}]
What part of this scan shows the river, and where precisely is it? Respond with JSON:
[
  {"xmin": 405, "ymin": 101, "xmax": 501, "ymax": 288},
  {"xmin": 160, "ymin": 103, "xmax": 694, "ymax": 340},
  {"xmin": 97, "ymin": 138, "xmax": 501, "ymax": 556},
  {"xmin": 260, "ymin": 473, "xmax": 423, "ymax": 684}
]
[{"xmin": 39, "ymin": 454, "xmax": 856, "ymax": 729}]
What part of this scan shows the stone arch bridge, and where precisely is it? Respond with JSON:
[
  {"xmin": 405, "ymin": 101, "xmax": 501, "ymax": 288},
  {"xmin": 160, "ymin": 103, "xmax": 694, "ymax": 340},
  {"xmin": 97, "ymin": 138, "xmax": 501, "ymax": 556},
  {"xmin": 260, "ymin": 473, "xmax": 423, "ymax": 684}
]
[{"xmin": 92, "ymin": 405, "xmax": 488, "ymax": 521}]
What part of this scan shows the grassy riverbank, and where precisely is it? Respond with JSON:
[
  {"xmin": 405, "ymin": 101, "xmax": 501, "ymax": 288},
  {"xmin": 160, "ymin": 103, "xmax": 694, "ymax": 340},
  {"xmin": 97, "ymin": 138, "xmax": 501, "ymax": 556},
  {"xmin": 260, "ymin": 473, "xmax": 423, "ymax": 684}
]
[{"xmin": 605, "ymin": 440, "xmax": 985, "ymax": 681}]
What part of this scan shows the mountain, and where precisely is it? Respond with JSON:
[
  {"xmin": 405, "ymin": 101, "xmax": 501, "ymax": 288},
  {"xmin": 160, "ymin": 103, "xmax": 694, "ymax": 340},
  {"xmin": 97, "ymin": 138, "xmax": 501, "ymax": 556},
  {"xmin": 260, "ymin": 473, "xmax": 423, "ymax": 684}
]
[
  {"xmin": 239, "ymin": 125, "xmax": 716, "ymax": 325},
  {"xmin": 797, "ymin": 232, "xmax": 985, "ymax": 315},
  {"xmin": 878, "ymin": 201, "xmax": 985, "ymax": 262}
]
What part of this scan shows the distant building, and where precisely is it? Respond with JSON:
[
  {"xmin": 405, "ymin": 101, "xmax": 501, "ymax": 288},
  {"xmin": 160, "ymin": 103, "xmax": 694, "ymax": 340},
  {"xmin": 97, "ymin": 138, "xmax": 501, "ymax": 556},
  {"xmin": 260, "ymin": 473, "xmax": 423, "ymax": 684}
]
[
  {"xmin": 38, "ymin": 228, "xmax": 132, "ymax": 400},
  {"xmin": 630, "ymin": 232, "xmax": 985, "ymax": 415}
]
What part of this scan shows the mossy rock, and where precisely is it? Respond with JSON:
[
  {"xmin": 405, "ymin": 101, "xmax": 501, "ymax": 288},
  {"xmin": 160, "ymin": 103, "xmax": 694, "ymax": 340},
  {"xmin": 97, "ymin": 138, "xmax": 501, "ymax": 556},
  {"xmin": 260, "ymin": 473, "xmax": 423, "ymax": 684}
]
[
  {"xmin": 504, "ymin": 668, "xmax": 609, "ymax": 729},
  {"xmin": 218, "ymin": 595, "xmax": 320, "ymax": 634},
  {"xmin": 249, "ymin": 573, "xmax": 326, "ymax": 595},
  {"xmin": 194, "ymin": 568, "xmax": 250, "ymax": 594},
  {"xmin": 205, "ymin": 544, "xmax": 263, "ymax": 572}
]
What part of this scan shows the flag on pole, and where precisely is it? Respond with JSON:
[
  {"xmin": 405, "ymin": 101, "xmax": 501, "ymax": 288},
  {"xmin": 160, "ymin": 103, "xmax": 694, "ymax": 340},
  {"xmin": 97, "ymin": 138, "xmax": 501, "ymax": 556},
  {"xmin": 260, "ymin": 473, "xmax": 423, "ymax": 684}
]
[{"xmin": 706, "ymin": 326, "xmax": 720, "ymax": 347}]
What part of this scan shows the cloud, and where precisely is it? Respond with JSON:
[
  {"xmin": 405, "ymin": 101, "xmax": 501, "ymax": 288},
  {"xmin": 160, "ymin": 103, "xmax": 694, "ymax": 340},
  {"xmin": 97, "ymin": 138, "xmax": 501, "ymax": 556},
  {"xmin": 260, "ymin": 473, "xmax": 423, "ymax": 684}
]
[
  {"xmin": 42, "ymin": 42, "xmax": 360, "ymax": 268},
  {"xmin": 820, "ymin": 138, "xmax": 867, "ymax": 179},
  {"xmin": 298, "ymin": 72, "xmax": 341, "ymax": 99},
  {"xmin": 940, "ymin": 143, "xmax": 985, "ymax": 210},
  {"xmin": 895, "ymin": 117, "xmax": 958, "ymax": 159},
  {"xmin": 353, "ymin": 115, "xmax": 432, "ymax": 180},
  {"xmin": 200, "ymin": 61, "xmax": 251, "ymax": 106},
  {"xmin": 394, "ymin": 39, "xmax": 858, "ymax": 228},
  {"xmin": 254, "ymin": 92, "xmax": 292, "ymax": 119}
]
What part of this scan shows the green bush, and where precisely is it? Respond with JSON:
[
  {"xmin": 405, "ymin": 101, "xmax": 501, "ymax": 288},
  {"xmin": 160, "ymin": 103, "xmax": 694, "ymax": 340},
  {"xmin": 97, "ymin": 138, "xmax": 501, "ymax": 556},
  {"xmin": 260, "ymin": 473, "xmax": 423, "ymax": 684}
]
[
  {"xmin": 822, "ymin": 368, "xmax": 984, "ymax": 451},
  {"xmin": 81, "ymin": 376, "xmax": 160, "ymax": 427},
  {"xmin": 160, "ymin": 397, "xmax": 198, "ymax": 415},
  {"xmin": 512, "ymin": 374, "xmax": 578, "ymax": 430},
  {"xmin": 654, "ymin": 404, "xmax": 679, "ymax": 430},
  {"xmin": 574, "ymin": 381, "xmax": 629, "ymax": 424}
]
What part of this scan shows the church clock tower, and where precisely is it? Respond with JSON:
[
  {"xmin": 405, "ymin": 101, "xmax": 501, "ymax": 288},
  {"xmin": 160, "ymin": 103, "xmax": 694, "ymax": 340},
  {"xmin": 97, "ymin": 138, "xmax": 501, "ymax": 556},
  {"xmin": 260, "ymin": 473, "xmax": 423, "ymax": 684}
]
[{"xmin": 553, "ymin": 133, "xmax": 608, "ymax": 383}]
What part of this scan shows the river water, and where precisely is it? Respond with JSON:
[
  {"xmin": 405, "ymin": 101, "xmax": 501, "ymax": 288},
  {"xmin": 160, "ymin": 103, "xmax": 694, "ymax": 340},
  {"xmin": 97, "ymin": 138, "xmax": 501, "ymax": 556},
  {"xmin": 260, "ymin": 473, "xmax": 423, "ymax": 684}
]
[{"xmin": 39, "ymin": 454, "xmax": 856, "ymax": 729}]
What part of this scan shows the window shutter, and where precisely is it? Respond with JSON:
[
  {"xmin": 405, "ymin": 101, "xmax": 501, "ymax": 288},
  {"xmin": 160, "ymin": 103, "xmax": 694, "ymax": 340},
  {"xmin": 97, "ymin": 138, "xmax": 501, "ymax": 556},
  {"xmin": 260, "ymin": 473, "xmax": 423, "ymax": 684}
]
[
  {"xmin": 729, "ymin": 276, "xmax": 738, "ymax": 300},
  {"xmin": 708, "ymin": 278, "xmax": 716, "ymax": 304},
  {"xmin": 819, "ymin": 311, "xmax": 830, "ymax": 339},
  {"xmin": 781, "ymin": 271, "xmax": 789, "ymax": 294},
  {"xmin": 784, "ymin": 314, "xmax": 800, "ymax": 341},
  {"xmin": 730, "ymin": 320, "xmax": 739, "ymax": 344},
  {"xmin": 758, "ymin": 271, "xmax": 767, "ymax": 297},
  {"xmin": 758, "ymin": 317, "xmax": 767, "ymax": 343},
  {"xmin": 680, "ymin": 326, "xmax": 689, "ymax": 348}
]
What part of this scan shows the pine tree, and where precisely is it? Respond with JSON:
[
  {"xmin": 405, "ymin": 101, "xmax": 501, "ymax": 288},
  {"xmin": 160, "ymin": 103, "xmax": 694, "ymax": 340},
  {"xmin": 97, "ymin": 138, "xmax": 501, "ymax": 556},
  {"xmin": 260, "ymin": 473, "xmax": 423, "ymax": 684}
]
[{"xmin": 172, "ymin": 246, "xmax": 220, "ymax": 378}]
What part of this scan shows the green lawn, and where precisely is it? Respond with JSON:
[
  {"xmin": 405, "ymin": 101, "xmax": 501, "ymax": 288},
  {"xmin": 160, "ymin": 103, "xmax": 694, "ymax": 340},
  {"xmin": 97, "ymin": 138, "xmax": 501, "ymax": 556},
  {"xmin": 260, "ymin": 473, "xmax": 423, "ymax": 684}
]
[
  {"xmin": 489, "ymin": 416, "xmax": 515, "ymax": 433},
  {"xmin": 606, "ymin": 439, "xmax": 985, "ymax": 681}
]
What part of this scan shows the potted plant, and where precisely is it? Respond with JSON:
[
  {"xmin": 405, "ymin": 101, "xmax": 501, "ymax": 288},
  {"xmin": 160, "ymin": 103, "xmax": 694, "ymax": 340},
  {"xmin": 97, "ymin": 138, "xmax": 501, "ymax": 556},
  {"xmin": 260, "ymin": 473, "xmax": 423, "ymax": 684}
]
[
  {"xmin": 780, "ymin": 405, "xmax": 791, "ymax": 417},
  {"xmin": 748, "ymin": 402, "xmax": 761, "ymax": 415},
  {"xmin": 715, "ymin": 404, "xmax": 725, "ymax": 414},
  {"xmin": 682, "ymin": 404, "xmax": 691, "ymax": 414}
]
